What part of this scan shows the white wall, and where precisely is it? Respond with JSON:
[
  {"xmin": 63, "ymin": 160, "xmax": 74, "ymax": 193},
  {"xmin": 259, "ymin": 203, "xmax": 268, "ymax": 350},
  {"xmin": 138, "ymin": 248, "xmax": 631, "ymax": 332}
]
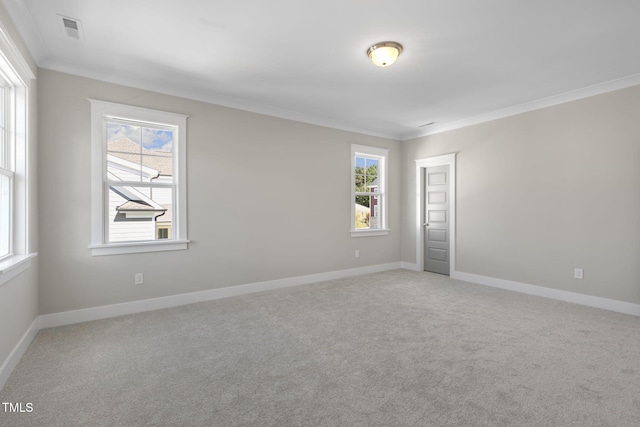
[
  {"xmin": 402, "ymin": 85, "xmax": 640, "ymax": 304},
  {"xmin": 37, "ymin": 69, "xmax": 402, "ymax": 315},
  {"xmin": 0, "ymin": 4, "xmax": 38, "ymax": 369}
]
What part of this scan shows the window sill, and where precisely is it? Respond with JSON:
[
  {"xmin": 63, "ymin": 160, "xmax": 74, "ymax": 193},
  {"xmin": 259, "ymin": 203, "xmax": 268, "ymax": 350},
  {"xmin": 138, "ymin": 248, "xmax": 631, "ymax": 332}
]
[
  {"xmin": 0, "ymin": 253, "xmax": 38, "ymax": 286},
  {"xmin": 350, "ymin": 229, "xmax": 390, "ymax": 237},
  {"xmin": 89, "ymin": 240, "xmax": 189, "ymax": 256}
]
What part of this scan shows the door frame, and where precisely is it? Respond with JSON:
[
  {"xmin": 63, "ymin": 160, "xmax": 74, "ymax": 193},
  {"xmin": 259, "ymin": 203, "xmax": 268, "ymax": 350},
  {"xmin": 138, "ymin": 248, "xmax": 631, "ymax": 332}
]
[{"xmin": 415, "ymin": 153, "xmax": 457, "ymax": 273}]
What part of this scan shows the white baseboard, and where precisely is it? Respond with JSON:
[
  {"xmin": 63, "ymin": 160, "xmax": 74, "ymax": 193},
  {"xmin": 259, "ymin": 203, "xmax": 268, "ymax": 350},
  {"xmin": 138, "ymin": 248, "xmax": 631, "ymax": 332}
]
[
  {"xmin": 39, "ymin": 262, "xmax": 403, "ymax": 329},
  {"xmin": 452, "ymin": 271, "xmax": 640, "ymax": 317},
  {"xmin": 7, "ymin": 264, "xmax": 636, "ymax": 393},
  {"xmin": 400, "ymin": 262, "xmax": 420, "ymax": 272},
  {"xmin": 0, "ymin": 317, "xmax": 39, "ymax": 391},
  {"xmin": 2, "ymin": 262, "xmax": 397, "ymax": 392}
]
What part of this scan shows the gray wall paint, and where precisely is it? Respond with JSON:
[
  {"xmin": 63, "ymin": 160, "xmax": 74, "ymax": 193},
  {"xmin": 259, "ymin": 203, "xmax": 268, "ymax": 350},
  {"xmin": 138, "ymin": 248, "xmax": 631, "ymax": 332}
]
[
  {"xmin": 402, "ymin": 85, "xmax": 640, "ymax": 304},
  {"xmin": 38, "ymin": 69, "xmax": 401, "ymax": 315},
  {"xmin": 34, "ymin": 71, "xmax": 640, "ymax": 316},
  {"xmin": 0, "ymin": 266, "xmax": 38, "ymax": 363},
  {"xmin": 0, "ymin": 5, "xmax": 39, "ymax": 366}
]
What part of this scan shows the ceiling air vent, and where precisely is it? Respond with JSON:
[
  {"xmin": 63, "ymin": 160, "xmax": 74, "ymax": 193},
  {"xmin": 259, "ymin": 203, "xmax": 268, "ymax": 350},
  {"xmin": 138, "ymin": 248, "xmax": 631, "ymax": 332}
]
[
  {"xmin": 418, "ymin": 122, "xmax": 436, "ymax": 128},
  {"xmin": 57, "ymin": 14, "xmax": 84, "ymax": 41}
]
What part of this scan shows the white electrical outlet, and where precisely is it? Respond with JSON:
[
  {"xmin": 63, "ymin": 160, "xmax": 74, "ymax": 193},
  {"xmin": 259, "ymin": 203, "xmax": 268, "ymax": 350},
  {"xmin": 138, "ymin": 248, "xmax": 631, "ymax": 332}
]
[
  {"xmin": 134, "ymin": 273, "xmax": 144, "ymax": 285},
  {"xmin": 574, "ymin": 268, "xmax": 583, "ymax": 280},
  {"xmin": 355, "ymin": 250, "xmax": 360, "ymax": 258}
]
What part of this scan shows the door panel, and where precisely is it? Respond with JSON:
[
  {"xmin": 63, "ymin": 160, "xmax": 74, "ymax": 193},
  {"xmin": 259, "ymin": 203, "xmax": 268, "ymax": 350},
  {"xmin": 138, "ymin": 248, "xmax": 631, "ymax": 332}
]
[
  {"xmin": 427, "ymin": 229, "xmax": 447, "ymax": 242},
  {"xmin": 424, "ymin": 165, "xmax": 450, "ymax": 275},
  {"xmin": 428, "ymin": 191, "xmax": 446, "ymax": 204},
  {"xmin": 428, "ymin": 248, "xmax": 448, "ymax": 262},
  {"xmin": 428, "ymin": 210, "xmax": 446, "ymax": 223},
  {"xmin": 428, "ymin": 172, "xmax": 447, "ymax": 185}
]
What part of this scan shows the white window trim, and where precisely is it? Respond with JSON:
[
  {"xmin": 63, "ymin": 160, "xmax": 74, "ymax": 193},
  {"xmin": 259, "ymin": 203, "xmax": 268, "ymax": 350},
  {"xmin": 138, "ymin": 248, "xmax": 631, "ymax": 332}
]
[
  {"xmin": 88, "ymin": 99, "xmax": 189, "ymax": 256},
  {"xmin": 0, "ymin": 24, "xmax": 36, "ymax": 286},
  {"xmin": 351, "ymin": 144, "xmax": 389, "ymax": 237}
]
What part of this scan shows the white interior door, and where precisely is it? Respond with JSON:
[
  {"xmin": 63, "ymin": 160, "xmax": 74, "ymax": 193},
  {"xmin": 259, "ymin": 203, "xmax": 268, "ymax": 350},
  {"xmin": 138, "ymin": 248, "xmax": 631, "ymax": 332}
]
[{"xmin": 424, "ymin": 165, "xmax": 450, "ymax": 275}]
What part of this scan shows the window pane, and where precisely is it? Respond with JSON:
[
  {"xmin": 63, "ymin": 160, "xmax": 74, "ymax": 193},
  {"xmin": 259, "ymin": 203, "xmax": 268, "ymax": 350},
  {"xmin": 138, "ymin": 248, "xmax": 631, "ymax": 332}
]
[
  {"xmin": 354, "ymin": 195, "xmax": 382, "ymax": 230},
  {"xmin": 355, "ymin": 156, "xmax": 379, "ymax": 192},
  {"xmin": 142, "ymin": 128, "xmax": 173, "ymax": 182},
  {"xmin": 0, "ymin": 79, "xmax": 7, "ymax": 253},
  {"xmin": 142, "ymin": 127, "xmax": 173, "ymax": 152},
  {"xmin": 355, "ymin": 172, "xmax": 366, "ymax": 191},
  {"xmin": 107, "ymin": 122, "xmax": 142, "ymax": 153},
  {"xmin": 355, "ymin": 196, "xmax": 369, "ymax": 229},
  {"xmin": 0, "ymin": 173, "xmax": 10, "ymax": 257},
  {"xmin": 0, "ymin": 86, "xmax": 5, "ymax": 169},
  {"xmin": 369, "ymin": 195, "xmax": 381, "ymax": 229},
  {"xmin": 107, "ymin": 185, "xmax": 173, "ymax": 243},
  {"xmin": 140, "ymin": 152, "xmax": 173, "ymax": 179},
  {"xmin": 107, "ymin": 122, "xmax": 143, "ymax": 180},
  {"xmin": 106, "ymin": 122, "xmax": 174, "ymax": 184},
  {"xmin": 355, "ymin": 156, "xmax": 365, "ymax": 189},
  {"xmin": 365, "ymin": 159, "xmax": 378, "ymax": 188}
]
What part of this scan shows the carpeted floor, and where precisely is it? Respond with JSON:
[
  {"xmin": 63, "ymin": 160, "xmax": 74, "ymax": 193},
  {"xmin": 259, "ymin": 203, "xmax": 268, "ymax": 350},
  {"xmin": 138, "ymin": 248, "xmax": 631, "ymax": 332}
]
[{"xmin": 1, "ymin": 270, "xmax": 639, "ymax": 426}]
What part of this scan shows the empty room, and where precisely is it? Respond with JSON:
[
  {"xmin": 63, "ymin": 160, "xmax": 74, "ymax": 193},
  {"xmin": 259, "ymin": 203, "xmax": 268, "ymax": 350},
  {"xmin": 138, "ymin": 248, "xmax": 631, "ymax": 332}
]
[{"xmin": 1, "ymin": 0, "xmax": 639, "ymax": 425}]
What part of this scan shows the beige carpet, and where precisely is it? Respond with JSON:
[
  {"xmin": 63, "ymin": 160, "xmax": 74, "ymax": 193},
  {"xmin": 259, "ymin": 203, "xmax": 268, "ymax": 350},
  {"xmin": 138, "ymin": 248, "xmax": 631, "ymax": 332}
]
[{"xmin": 1, "ymin": 270, "xmax": 639, "ymax": 426}]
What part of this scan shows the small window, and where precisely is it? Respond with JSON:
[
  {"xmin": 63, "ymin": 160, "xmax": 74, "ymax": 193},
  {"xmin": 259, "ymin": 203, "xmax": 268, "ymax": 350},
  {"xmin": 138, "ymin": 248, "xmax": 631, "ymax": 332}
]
[
  {"xmin": 89, "ymin": 100, "xmax": 188, "ymax": 256},
  {"xmin": 351, "ymin": 145, "xmax": 389, "ymax": 237},
  {"xmin": 157, "ymin": 228, "xmax": 169, "ymax": 239}
]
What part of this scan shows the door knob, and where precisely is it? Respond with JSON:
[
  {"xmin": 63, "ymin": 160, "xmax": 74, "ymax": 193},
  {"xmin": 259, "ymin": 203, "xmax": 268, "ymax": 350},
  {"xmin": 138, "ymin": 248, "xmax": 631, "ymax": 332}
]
[{"xmin": 423, "ymin": 223, "xmax": 429, "ymax": 227}]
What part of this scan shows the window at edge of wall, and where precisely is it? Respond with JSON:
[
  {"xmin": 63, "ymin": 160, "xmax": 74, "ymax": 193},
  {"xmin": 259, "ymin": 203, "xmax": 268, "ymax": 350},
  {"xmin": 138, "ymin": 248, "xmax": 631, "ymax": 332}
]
[
  {"xmin": 351, "ymin": 144, "xmax": 389, "ymax": 237},
  {"xmin": 0, "ymin": 27, "xmax": 36, "ymax": 283},
  {"xmin": 88, "ymin": 100, "xmax": 189, "ymax": 256},
  {"xmin": 0, "ymin": 80, "xmax": 11, "ymax": 261}
]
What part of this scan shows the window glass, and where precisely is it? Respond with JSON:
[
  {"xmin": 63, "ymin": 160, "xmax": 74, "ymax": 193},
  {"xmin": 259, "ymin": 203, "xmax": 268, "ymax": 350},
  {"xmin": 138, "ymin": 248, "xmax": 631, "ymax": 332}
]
[
  {"xmin": 354, "ymin": 155, "xmax": 382, "ymax": 230},
  {"xmin": 351, "ymin": 145, "xmax": 388, "ymax": 235},
  {"xmin": 90, "ymin": 100, "xmax": 187, "ymax": 255},
  {"xmin": 0, "ymin": 173, "xmax": 10, "ymax": 257},
  {"xmin": 0, "ymin": 82, "xmax": 10, "ymax": 258},
  {"xmin": 105, "ymin": 120, "xmax": 176, "ymax": 243}
]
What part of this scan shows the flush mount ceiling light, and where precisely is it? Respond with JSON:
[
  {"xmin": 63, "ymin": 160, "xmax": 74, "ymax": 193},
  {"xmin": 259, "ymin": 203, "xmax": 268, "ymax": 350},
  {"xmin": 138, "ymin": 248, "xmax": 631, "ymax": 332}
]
[{"xmin": 367, "ymin": 41, "xmax": 403, "ymax": 67}]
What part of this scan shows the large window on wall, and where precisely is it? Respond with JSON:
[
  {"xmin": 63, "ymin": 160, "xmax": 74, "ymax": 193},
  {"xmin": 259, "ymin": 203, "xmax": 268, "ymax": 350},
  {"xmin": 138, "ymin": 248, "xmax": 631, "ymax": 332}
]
[
  {"xmin": 351, "ymin": 144, "xmax": 389, "ymax": 237},
  {"xmin": 89, "ymin": 100, "xmax": 189, "ymax": 256},
  {"xmin": 0, "ymin": 25, "xmax": 35, "ymax": 284}
]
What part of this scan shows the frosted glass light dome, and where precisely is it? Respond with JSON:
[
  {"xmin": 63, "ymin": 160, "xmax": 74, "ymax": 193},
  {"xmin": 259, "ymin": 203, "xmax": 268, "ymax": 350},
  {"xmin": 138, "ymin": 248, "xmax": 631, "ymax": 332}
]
[{"xmin": 367, "ymin": 42, "xmax": 403, "ymax": 67}]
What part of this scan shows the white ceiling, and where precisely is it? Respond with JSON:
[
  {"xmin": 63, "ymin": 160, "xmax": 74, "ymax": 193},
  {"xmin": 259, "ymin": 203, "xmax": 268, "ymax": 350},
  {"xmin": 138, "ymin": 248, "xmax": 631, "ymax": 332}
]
[{"xmin": 4, "ymin": 0, "xmax": 640, "ymax": 140}]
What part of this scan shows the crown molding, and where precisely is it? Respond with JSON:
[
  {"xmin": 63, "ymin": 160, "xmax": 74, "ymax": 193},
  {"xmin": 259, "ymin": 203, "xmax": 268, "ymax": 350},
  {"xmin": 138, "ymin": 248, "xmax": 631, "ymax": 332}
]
[{"xmin": 402, "ymin": 73, "xmax": 640, "ymax": 141}]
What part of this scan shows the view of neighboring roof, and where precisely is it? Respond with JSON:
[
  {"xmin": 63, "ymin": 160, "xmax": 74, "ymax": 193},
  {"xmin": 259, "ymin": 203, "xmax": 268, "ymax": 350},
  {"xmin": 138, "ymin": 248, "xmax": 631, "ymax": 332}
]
[
  {"xmin": 107, "ymin": 137, "xmax": 173, "ymax": 175},
  {"xmin": 107, "ymin": 137, "xmax": 173, "ymax": 221},
  {"xmin": 117, "ymin": 200, "xmax": 166, "ymax": 213},
  {"xmin": 110, "ymin": 182, "xmax": 166, "ymax": 210}
]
